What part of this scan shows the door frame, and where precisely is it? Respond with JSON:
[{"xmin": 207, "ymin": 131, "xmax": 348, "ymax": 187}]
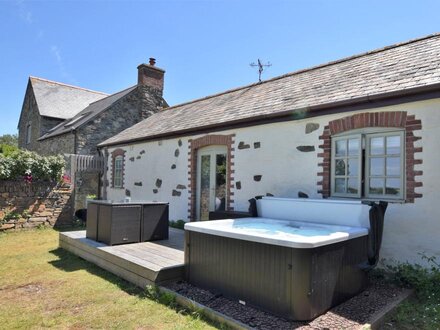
[
  {"xmin": 196, "ymin": 145, "xmax": 228, "ymax": 220},
  {"xmin": 188, "ymin": 134, "xmax": 235, "ymax": 221}
]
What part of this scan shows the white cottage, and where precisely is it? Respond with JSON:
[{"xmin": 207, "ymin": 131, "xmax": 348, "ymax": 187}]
[{"xmin": 98, "ymin": 33, "xmax": 440, "ymax": 265}]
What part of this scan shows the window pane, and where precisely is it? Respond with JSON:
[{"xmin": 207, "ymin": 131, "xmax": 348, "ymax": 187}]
[
  {"xmin": 114, "ymin": 157, "xmax": 123, "ymax": 188},
  {"xmin": 370, "ymin": 157, "xmax": 385, "ymax": 176},
  {"xmin": 348, "ymin": 138, "xmax": 359, "ymax": 156},
  {"xmin": 386, "ymin": 136, "xmax": 401, "ymax": 155},
  {"xmin": 335, "ymin": 159, "xmax": 346, "ymax": 175},
  {"xmin": 200, "ymin": 155, "xmax": 211, "ymax": 189},
  {"xmin": 347, "ymin": 177, "xmax": 358, "ymax": 194},
  {"xmin": 369, "ymin": 178, "xmax": 384, "ymax": 195},
  {"xmin": 347, "ymin": 158, "xmax": 359, "ymax": 176},
  {"xmin": 370, "ymin": 137, "xmax": 384, "ymax": 155},
  {"xmin": 386, "ymin": 157, "xmax": 401, "ymax": 176},
  {"xmin": 335, "ymin": 178, "xmax": 346, "ymax": 193},
  {"xmin": 335, "ymin": 140, "xmax": 346, "ymax": 157},
  {"xmin": 200, "ymin": 155, "xmax": 211, "ymax": 220},
  {"xmin": 386, "ymin": 178, "xmax": 401, "ymax": 196}
]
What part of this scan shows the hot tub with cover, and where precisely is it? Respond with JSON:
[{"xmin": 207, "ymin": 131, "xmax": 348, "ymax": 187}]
[{"xmin": 184, "ymin": 197, "xmax": 375, "ymax": 321}]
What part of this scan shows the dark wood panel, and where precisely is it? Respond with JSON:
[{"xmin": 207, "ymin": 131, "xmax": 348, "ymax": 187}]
[
  {"xmin": 141, "ymin": 204, "xmax": 169, "ymax": 241},
  {"xmin": 186, "ymin": 231, "xmax": 368, "ymax": 321}
]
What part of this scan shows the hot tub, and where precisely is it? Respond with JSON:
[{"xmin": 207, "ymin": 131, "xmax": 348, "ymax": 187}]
[{"xmin": 184, "ymin": 197, "xmax": 372, "ymax": 321}]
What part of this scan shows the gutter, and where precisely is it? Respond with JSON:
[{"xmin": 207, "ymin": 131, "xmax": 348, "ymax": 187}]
[{"xmin": 98, "ymin": 82, "xmax": 440, "ymax": 149}]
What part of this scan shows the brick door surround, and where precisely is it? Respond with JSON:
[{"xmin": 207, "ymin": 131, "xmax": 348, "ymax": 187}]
[{"xmin": 188, "ymin": 134, "xmax": 235, "ymax": 220}]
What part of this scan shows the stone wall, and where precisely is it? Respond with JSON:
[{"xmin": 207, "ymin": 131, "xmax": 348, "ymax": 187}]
[
  {"xmin": 76, "ymin": 85, "xmax": 165, "ymax": 155},
  {"xmin": 18, "ymin": 85, "xmax": 42, "ymax": 151},
  {"xmin": 18, "ymin": 83, "xmax": 64, "ymax": 153},
  {"xmin": 37, "ymin": 132, "xmax": 75, "ymax": 156},
  {"xmin": 74, "ymin": 172, "xmax": 100, "ymax": 210},
  {"xmin": 0, "ymin": 181, "xmax": 74, "ymax": 231}
]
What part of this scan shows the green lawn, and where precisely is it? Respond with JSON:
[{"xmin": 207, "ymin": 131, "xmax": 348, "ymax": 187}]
[
  {"xmin": 377, "ymin": 260, "xmax": 440, "ymax": 330},
  {"xmin": 0, "ymin": 228, "xmax": 216, "ymax": 329}
]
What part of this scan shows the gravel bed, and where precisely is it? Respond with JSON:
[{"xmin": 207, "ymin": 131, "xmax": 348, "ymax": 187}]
[{"xmin": 164, "ymin": 280, "xmax": 405, "ymax": 329}]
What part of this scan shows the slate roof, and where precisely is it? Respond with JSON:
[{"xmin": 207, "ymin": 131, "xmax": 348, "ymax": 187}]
[
  {"xmin": 30, "ymin": 77, "xmax": 108, "ymax": 119},
  {"xmin": 39, "ymin": 86, "xmax": 137, "ymax": 140},
  {"xmin": 100, "ymin": 33, "xmax": 440, "ymax": 147}
]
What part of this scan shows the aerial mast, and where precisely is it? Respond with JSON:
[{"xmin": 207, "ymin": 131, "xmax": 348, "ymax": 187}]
[{"xmin": 250, "ymin": 59, "xmax": 272, "ymax": 82}]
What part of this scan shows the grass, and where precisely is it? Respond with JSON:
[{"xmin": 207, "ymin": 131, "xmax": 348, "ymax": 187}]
[
  {"xmin": 0, "ymin": 228, "xmax": 217, "ymax": 329},
  {"xmin": 376, "ymin": 256, "xmax": 440, "ymax": 330}
]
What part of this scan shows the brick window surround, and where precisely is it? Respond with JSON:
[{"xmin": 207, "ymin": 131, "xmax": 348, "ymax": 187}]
[
  {"xmin": 111, "ymin": 148, "xmax": 126, "ymax": 188},
  {"xmin": 318, "ymin": 111, "xmax": 422, "ymax": 202},
  {"xmin": 188, "ymin": 134, "xmax": 235, "ymax": 220}
]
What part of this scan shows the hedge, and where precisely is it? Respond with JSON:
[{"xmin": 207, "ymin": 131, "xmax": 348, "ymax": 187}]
[{"xmin": 0, "ymin": 150, "xmax": 64, "ymax": 181}]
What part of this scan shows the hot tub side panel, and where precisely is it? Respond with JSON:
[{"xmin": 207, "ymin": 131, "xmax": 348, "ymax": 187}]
[
  {"xmin": 185, "ymin": 231, "xmax": 368, "ymax": 321},
  {"xmin": 185, "ymin": 231, "xmax": 295, "ymax": 318},
  {"xmin": 307, "ymin": 236, "xmax": 368, "ymax": 319}
]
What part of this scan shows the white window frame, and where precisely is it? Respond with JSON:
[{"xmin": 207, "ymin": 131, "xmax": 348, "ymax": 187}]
[
  {"xmin": 113, "ymin": 155, "xmax": 124, "ymax": 188},
  {"xmin": 365, "ymin": 131, "xmax": 405, "ymax": 200},
  {"xmin": 331, "ymin": 128, "xmax": 405, "ymax": 201},
  {"xmin": 331, "ymin": 134, "xmax": 362, "ymax": 198}
]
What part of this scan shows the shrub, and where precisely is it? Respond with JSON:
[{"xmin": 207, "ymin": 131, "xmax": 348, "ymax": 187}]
[
  {"xmin": 0, "ymin": 144, "xmax": 19, "ymax": 156},
  {"xmin": 169, "ymin": 219, "xmax": 186, "ymax": 230},
  {"xmin": 384, "ymin": 254, "xmax": 440, "ymax": 300},
  {"xmin": 380, "ymin": 254, "xmax": 440, "ymax": 329},
  {"xmin": 0, "ymin": 150, "xmax": 64, "ymax": 181}
]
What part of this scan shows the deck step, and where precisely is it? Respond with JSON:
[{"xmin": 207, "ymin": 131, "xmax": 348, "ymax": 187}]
[{"xmin": 59, "ymin": 229, "xmax": 185, "ymax": 286}]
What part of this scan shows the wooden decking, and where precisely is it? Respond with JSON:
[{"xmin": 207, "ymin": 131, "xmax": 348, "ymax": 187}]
[{"xmin": 59, "ymin": 228, "xmax": 185, "ymax": 287}]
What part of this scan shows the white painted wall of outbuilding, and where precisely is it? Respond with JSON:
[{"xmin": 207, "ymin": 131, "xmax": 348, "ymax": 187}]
[{"xmin": 105, "ymin": 98, "xmax": 440, "ymax": 266}]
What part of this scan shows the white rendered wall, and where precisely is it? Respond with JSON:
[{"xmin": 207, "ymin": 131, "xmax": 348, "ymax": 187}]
[
  {"xmin": 106, "ymin": 138, "xmax": 190, "ymax": 221},
  {"xmin": 106, "ymin": 98, "xmax": 440, "ymax": 266}
]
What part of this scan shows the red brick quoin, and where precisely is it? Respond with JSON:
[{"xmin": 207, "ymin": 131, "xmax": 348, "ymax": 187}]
[
  {"xmin": 317, "ymin": 111, "xmax": 422, "ymax": 202},
  {"xmin": 110, "ymin": 148, "xmax": 126, "ymax": 188},
  {"xmin": 187, "ymin": 134, "xmax": 235, "ymax": 220}
]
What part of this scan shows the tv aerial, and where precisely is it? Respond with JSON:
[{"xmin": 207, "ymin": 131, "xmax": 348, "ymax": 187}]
[{"xmin": 250, "ymin": 59, "xmax": 271, "ymax": 82}]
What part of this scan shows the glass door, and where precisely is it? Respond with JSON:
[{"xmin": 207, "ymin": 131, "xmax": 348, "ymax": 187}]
[{"xmin": 196, "ymin": 146, "xmax": 227, "ymax": 220}]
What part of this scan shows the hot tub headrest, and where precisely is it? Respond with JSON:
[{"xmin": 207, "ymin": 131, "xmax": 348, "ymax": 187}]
[{"xmin": 256, "ymin": 197, "xmax": 371, "ymax": 228}]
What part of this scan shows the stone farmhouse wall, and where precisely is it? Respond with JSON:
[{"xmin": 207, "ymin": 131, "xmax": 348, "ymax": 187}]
[
  {"xmin": 76, "ymin": 85, "xmax": 165, "ymax": 155},
  {"xmin": 104, "ymin": 98, "xmax": 440, "ymax": 266},
  {"xmin": 37, "ymin": 85, "xmax": 166, "ymax": 211},
  {"xmin": 0, "ymin": 181, "xmax": 74, "ymax": 231},
  {"xmin": 18, "ymin": 85, "xmax": 64, "ymax": 153},
  {"xmin": 37, "ymin": 132, "xmax": 75, "ymax": 156}
]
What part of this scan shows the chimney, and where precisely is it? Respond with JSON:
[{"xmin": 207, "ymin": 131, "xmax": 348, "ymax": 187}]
[{"xmin": 137, "ymin": 58, "xmax": 165, "ymax": 95}]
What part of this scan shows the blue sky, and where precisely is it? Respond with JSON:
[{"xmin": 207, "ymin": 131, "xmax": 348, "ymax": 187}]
[{"xmin": 1, "ymin": 0, "xmax": 439, "ymax": 135}]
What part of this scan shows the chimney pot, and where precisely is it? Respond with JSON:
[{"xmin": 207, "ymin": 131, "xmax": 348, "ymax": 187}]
[{"xmin": 149, "ymin": 58, "xmax": 156, "ymax": 66}]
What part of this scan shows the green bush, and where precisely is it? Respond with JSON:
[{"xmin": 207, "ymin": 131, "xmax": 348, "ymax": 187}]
[
  {"xmin": 0, "ymin": 144, "xmax": 19, "ymax": 156},
  {"xmin": 0, "ymin": 150, "xmax": 64, "ymax": 181},
  {"xmin": 169, "ymin": 219, "xmax": 186, "ymax": 230}
]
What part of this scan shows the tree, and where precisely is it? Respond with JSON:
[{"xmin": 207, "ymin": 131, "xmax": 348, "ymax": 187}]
[{"xmin": 0, "ymin": 134, "xmax": 18, "ymax": 147}]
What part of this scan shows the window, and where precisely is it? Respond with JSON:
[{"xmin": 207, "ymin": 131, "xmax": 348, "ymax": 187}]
[
  {"xmin": 113, "ymin": 155, "xmax": 123, "ymax": 188},
  {"xmin": 26, "ymin": 123, "xmax": 31, "ymax": 144},
  {"xmin": 331, "ymin": 129, "xmax": 404, "ymax": 200}
]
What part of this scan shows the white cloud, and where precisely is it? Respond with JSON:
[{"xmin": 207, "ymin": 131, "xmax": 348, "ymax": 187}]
[
  {"xmin": 50, "ymin": 45, "xmax": 78, "ymax": 84},
  {"xmin": 16, "ymin": 0, "xmax": 33, "ymax": 24},
  {"xmin": 16, "ymin": 1, "xmax": 77, "ymax": 84}
]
